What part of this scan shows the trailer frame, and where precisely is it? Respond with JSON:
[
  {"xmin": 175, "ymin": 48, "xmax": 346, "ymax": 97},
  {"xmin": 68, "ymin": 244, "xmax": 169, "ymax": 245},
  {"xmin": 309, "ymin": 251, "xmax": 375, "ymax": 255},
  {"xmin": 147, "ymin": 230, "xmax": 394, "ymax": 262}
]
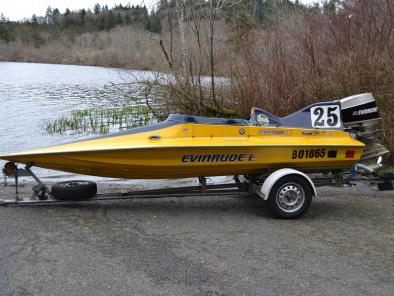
[{"xmin": 1, "ymin": 163, "xmax": 392, "ymax": 218}]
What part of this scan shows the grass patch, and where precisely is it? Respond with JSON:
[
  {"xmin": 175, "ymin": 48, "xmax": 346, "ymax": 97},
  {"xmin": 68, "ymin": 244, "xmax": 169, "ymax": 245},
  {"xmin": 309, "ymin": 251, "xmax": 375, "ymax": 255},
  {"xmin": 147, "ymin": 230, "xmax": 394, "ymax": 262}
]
[
  {"xmin": 384, "ymin": 166, "xmax": 394, "ymax": 173},
  {"xmin": 44, "ymin": 105, "xmax": 154, "ymax": 135}
]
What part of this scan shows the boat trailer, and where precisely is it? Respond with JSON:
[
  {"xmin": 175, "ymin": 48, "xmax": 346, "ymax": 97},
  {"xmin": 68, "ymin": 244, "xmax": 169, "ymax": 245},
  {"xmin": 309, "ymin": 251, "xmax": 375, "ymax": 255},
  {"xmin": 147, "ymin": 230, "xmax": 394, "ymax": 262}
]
[
  {"xmin": 1, "ymin": 162, "xmax": 393, "ymax": 218},
  {"xmin": 0, "ymin": 162, "xmax": 251, "ymax": 206}
]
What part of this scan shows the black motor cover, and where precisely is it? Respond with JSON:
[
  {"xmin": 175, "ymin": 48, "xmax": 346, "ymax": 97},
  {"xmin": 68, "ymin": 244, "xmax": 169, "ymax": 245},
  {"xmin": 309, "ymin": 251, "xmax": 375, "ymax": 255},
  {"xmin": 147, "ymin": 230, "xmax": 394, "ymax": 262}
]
[{"xmin": 340, "ymin": 93, "xmax": 380, "ymax": 124}]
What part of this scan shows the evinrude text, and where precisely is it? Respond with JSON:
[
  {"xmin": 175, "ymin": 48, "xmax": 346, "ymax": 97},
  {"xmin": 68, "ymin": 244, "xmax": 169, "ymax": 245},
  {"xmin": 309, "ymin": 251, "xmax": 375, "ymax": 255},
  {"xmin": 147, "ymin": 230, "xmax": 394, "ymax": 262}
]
[{"xmin": 182, "ymin": 154, "xmax": 256, "ymax": 163}]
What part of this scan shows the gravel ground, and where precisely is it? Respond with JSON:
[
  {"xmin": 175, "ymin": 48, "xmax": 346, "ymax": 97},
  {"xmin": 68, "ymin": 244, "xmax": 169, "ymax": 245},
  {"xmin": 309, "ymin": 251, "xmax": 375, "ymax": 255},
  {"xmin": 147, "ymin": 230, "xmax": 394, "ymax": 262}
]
[{"xmin": 0, "ymin": 179, "xmax": 393, "ymax": 296}]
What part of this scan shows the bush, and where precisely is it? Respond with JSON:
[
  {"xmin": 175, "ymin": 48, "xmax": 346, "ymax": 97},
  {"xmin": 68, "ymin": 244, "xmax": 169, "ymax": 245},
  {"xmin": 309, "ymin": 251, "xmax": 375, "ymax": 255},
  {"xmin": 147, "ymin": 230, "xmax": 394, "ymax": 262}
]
[{"xmin": 154, "ymin": 0, "xmax": 394, "ymax": 161}]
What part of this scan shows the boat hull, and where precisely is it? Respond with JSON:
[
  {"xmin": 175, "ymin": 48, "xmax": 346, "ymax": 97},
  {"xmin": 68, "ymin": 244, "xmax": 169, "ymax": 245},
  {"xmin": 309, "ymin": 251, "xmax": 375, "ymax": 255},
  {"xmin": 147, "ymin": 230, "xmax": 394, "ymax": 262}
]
[
  {"xmin": 0, "ymin": 121, "xmax": 365, "ymax": 179},
  {"xmin": 1, "ymin": 145, "xmax": 363, "ymax": 179}
]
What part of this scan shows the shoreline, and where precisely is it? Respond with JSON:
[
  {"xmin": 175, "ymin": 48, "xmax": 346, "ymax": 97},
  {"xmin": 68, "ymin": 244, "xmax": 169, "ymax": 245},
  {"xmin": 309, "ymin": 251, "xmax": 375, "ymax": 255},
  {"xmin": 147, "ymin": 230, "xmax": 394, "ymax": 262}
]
[{"xmin": 0, "ymin": 59, "xmax": 156, "ymax": 72}]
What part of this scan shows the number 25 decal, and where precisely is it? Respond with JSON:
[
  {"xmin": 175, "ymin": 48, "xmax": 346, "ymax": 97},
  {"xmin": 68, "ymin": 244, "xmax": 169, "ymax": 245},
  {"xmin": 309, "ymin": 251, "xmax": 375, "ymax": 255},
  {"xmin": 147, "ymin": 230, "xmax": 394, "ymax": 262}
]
[{"xmin": 310, "ymin": 105, "xmax": 341, "ymax": 128}]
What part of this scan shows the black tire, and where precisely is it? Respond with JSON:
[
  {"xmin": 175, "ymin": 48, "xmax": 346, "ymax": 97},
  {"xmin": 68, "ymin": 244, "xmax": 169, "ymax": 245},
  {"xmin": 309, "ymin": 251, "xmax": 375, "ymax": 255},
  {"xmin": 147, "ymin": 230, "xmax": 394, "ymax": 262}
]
[
  {"xmin": 51, "ymin": 180, "xmax": 97, "ymax": 200},
  {"xmin": 267, "ymin": 175, "xmax": 313, "ymax": 219}
]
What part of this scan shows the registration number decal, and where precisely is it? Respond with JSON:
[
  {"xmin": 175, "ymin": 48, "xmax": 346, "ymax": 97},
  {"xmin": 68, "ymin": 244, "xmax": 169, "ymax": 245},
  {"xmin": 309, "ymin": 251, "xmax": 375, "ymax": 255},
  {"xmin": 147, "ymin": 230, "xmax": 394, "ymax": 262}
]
[{"xmin": 292, "ymin": 149, "xmax": 326, "ymax": 159}]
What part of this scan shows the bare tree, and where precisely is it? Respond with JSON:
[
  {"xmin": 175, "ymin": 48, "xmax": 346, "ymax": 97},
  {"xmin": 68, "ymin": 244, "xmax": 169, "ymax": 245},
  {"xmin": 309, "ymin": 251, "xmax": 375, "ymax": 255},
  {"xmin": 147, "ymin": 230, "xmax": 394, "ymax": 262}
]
[{"xmin": 175, "ymin": 0, "xmax": 189, "ymax": 80}]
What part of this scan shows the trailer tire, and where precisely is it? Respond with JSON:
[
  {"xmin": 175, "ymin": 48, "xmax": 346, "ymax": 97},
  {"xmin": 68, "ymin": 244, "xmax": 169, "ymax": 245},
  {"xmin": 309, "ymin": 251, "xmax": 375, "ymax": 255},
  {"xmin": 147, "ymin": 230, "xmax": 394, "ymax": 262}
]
[
  {"xmin": 51, "ymin": 181, "xmax": 97, "ymax": 200},
  {"xmin": 267, "ymin": 175, "xmax": 312, "ymax": 219}
]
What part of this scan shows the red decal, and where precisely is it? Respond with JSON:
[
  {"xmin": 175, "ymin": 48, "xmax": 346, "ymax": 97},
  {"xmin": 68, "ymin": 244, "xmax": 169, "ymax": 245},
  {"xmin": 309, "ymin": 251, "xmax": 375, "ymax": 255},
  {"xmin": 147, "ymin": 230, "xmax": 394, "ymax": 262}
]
[{"xmin": 345, "ymin": 150, "xmax": 355, "ymax": 158}]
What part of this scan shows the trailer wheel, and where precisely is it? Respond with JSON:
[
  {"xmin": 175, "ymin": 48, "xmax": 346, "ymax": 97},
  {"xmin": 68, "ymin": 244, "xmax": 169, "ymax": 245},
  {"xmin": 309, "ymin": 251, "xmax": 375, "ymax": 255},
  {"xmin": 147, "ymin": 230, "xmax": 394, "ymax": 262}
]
[
  {"xmin": 267, "ymin": 175, "xmax": 312, "ymax": 219},
  {"xmin": 51, "ymin": 181, "xmax": 97, "ymax": 200}
]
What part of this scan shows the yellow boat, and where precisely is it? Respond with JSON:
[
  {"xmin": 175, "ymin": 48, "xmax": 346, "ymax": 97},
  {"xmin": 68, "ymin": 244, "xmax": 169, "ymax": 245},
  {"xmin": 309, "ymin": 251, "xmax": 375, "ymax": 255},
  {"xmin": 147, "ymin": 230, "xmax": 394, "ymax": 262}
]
[
  {"xmin": 2, "ymin": 93, "xmax": 383, "ymax": 179},
  {"xmin": 0, "ymin": 121, "xmax": 365, "ymax": 178},
  {"xmin": 1, "ymin": 93, "xmax": 390, "ymax": 219}
]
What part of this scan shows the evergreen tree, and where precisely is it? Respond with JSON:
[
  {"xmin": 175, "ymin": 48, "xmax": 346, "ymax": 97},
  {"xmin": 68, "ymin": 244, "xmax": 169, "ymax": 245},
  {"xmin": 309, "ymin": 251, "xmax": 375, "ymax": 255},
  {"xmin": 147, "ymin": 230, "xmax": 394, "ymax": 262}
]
[
  {"xmin": 105, "ymin": 11, "xmax": 115, "ymax": 30},
  {"xmin": 158, "ymin": 0, "xmax": 169, "ymax": 11},
  {"xmin": 0, "ymin": 14, "xmax": 13, "ymax": 42},
  {"xmin": 125, "ymin": 12, "xmax": 131, "ymax": 25},
  {"xmin": 94, "ymin": 3, "xmax": 101, "ymax": 15},
  {"xmin": 79, "ymin": 8, "xmax": 86, "ymax": 26},
  {"xmin": 98, "ymin": 15, "xmax": 106, "ymax": 30},
  {"xmin": 148, "ymin": 10, "xmax": 162, "ymax": 33},
  {"xmin": 53, "ymin": 8, "xmax": 60, "ymax": 19},
  {"xmin": 116, "ymin": 12, "xmax": 123, "ymax": 25},
  {"xmin": 45, "ymin": 6, "xmax": 53, "ymax": 24},
  {"xmin": 31, "ymin": 14, "xmax": 38, "ymax": 26}
]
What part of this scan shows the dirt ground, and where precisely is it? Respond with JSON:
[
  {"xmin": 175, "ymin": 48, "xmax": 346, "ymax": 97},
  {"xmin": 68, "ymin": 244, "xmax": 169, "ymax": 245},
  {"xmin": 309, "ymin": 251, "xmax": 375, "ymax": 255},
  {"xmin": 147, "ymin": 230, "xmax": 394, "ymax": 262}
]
[{"xmin": 0, "ymin": 179, "xmax": 393, "ymax": 296}]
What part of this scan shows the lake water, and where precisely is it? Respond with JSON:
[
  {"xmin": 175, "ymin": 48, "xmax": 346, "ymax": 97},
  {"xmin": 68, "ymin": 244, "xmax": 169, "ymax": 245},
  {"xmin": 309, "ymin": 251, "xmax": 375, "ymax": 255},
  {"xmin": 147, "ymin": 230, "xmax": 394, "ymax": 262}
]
[{"xmin": 0, "ymin": 62, "xmax": 155, "ymax": 180}]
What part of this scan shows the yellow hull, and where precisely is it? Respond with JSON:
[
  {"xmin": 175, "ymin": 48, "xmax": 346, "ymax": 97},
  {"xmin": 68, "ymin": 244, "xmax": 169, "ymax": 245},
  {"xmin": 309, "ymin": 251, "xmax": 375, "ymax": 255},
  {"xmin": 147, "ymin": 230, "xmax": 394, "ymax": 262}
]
[{"xmin": 0, "ymin": 123, "xmax": 365, "ymax": 179}]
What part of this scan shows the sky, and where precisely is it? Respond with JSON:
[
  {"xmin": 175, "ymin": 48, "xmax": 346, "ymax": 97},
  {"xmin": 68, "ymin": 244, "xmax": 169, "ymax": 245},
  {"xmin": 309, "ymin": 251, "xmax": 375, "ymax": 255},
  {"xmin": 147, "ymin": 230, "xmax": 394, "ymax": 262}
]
[{"xmin": 0, "ymin": 0, "xmax": 317, "ymax": 21}]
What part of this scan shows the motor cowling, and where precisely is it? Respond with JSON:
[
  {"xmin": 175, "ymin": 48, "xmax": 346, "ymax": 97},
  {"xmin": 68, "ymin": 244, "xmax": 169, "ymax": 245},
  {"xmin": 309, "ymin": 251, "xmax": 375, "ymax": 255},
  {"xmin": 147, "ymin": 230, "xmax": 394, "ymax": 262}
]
[{"xmin": 340, "ymin": 93, "xmax": 389, "ymax": 171}]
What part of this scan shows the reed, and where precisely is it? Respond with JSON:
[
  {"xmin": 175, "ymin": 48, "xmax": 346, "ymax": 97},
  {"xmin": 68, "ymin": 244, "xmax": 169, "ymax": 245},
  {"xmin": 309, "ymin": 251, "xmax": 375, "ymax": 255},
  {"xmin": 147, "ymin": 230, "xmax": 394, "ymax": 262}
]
[{"xmin": 44, "ymin": 105, "xmax": 153, "ymax": 135}]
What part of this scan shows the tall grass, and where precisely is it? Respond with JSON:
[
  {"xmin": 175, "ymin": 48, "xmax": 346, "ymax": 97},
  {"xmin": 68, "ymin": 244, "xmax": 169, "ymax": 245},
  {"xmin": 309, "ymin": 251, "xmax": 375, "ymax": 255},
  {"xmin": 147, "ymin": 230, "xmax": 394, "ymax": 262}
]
[{"xmin": 44, "ymin": 105, "xmax": 153, "ymax": 135}]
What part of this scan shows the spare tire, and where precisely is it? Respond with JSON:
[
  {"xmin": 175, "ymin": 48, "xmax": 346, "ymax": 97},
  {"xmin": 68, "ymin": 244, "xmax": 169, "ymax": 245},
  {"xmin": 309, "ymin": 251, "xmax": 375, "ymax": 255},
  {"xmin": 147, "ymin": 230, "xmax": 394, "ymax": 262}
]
[{"xmin": 51, "ymin": 180, "xmax": 97, "ymax": 200}]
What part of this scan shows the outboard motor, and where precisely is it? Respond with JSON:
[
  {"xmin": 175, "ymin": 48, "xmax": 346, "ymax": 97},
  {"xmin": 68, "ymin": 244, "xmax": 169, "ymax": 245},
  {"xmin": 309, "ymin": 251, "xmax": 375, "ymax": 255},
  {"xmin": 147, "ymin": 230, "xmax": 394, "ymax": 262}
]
[{"xmin": 340, "ymin": 93, "xmax": 389, "ymax": 170}]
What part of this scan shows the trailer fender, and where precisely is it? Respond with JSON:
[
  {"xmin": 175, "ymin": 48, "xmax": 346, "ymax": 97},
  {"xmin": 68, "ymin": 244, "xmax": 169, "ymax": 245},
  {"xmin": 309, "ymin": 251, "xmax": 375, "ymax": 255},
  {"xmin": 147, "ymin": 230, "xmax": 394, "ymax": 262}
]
[{"xmin": 258, "ymin": 168, "xmax": 317, "ymax": 200}]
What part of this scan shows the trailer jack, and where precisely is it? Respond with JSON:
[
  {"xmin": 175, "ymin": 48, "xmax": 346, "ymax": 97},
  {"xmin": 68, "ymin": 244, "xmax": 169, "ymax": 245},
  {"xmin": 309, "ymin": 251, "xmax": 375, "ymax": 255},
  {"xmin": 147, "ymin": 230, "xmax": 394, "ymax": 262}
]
[{"xmin": 2, "ymin": 162, "xmax": 50, "ymax": 202}]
